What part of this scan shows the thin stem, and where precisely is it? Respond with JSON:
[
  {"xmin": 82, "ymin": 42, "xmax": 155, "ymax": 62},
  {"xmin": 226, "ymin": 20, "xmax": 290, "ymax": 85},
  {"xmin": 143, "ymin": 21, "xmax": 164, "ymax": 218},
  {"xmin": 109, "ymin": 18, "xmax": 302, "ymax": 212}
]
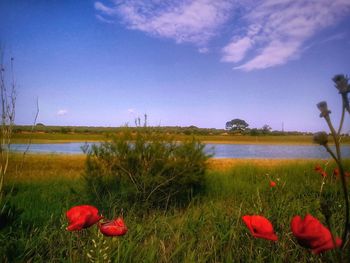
[
  {"xmin": 338, "ymin": 106, "xmax": 345, "ymax": 135},
  {"xmin": 325, "ymin": 115, "xmax": 341, "ymax": 160},
  {"xmin": 324, "ymin": 144, "xmax": 339, "ymax": 164},
  {"xmin": 22, "ymin": 98, "xmax": 39, "ymax": 159},
  {"xmin": 324, "ymin": 141, "xmax": 349, "ymax": 249}
]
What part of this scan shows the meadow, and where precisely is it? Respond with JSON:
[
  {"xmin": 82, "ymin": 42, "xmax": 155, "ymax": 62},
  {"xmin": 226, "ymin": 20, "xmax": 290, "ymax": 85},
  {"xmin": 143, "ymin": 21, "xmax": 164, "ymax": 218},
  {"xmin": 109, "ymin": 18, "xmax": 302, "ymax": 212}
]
[{"xmin": 1, "ymin": 153, "xmax": 349, "ymax": 262}]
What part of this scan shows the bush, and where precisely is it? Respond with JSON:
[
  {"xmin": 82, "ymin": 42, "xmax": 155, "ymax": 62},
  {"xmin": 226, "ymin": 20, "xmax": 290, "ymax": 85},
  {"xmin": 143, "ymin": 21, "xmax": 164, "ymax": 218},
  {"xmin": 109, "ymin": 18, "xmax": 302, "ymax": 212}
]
[{"xmin": 83, "ymin": 127, "xmax": 210, "ymax": 209}]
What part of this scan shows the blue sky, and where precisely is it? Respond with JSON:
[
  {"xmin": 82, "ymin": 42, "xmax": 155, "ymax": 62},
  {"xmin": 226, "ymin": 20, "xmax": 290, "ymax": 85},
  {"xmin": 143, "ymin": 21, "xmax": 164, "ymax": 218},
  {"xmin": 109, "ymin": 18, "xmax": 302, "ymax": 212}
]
[{"xmin": 1, "ymin": 0, "xmax": 350, "ymax": 132}]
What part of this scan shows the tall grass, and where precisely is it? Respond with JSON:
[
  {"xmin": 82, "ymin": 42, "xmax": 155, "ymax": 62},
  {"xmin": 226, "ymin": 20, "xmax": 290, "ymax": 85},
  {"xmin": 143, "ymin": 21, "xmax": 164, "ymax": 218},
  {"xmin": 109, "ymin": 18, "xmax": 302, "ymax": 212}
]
[{"xmin": 1, "ymin": 154, "xmax": 349, "ymax": 262}]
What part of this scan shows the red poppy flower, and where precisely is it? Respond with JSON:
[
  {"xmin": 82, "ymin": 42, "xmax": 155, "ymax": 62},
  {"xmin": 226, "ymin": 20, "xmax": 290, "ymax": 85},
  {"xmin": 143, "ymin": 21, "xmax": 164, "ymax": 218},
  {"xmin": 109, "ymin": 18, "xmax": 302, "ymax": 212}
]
[
  {"xmin": 270, "ymin": 181, "xmax": 276, "ymax": 187},
  {"xmin": 314, "ymin": 164, "xmax": 323, "ymax": 172},
  {"xmin": 99, "ymin": 217, "xmax": 128, "ymax": 237},
  {"xmin": 291, "ymin": 214, "xmax": 342, "ymax": 254},
  {"xmin": 345, "ymin": 172, "xmax": 350, "ymax": 177},
  {"xmin": 66, "ymin": 205, "xmax": 103, "ymax": 231},
  {"xmin": 320, "ymin": 171, "xmax": 327, "ymax": 178},
  {"xmin": 333, "ymin": 168, "xmax": 339, "ymax": 177},
  {"xmin": 242, "ymin": 215, "xmax": 278, "ymax": 241}
]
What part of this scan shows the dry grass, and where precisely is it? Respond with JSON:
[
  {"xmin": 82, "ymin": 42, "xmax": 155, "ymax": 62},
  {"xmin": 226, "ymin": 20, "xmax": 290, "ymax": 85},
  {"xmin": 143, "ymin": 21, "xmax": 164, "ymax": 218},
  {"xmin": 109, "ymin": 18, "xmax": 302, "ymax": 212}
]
[
  {"xmin": 7, "ymin": 153, "xmax": 86, "ymax": 182},
  {"xmin": 8, "ymin": 153, "xmax": 333, "ymax": 179},
  {"xmin": 206, "ymin": 158, "xmax": 325, "ymax": 171}
]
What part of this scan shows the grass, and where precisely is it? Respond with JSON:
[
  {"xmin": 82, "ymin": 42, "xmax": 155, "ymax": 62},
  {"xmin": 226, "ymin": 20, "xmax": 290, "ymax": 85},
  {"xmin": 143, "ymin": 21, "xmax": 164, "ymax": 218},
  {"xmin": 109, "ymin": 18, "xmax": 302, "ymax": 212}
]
[{"xmin": 1, "ymin": 154, "xmax": 349, "ymax": 262}]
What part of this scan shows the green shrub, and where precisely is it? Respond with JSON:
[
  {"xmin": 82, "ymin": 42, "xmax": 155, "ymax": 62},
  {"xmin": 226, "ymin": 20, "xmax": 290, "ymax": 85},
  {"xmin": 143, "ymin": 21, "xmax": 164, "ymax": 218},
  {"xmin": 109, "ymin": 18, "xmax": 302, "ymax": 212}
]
[{"xmin": 83, "ymin": 127, "xmax": 210, "ymax": 209}]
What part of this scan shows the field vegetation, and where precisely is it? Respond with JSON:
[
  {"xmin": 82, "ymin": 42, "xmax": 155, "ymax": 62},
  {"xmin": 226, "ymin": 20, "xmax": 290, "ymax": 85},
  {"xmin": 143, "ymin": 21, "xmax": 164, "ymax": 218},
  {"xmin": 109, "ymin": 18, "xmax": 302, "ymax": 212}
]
[
  {"xmin": 1, "ymin": 153, "xmax": 349, "ymax": 262},
  {"xmin": 12, "ymin": 125, "xmax": 350, "ymax": 144}
]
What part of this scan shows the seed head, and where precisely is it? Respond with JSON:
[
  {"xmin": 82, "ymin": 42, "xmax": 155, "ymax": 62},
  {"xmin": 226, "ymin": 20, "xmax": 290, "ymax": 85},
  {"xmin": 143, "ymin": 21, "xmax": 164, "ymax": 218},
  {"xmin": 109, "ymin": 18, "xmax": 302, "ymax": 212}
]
[
  {"xmin": 317, "ymin": 101, "xmax": 331, "ymax": 118},
  {"xmin": 332, "ymin": 74, "xmax": 350, "ymax": 94}
]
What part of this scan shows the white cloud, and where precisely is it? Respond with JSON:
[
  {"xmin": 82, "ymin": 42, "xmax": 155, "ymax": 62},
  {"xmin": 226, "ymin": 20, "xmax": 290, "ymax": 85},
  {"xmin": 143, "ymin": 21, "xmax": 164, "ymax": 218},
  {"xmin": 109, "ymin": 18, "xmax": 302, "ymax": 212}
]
[
  {"xmin": 57, "ymin": 109, "xmax": 68, "ymax": 116},
  {"xmin": 198, "ymin": 47, "xmax": 209, "ymax": 54},
  {"xmin": 94, "ymin": 1, "xmax": 117, "ymax": 15},
  {"xmin": 127, "ymin": 108, "xmax": 136, "ymax": 114},
  {"xmin": 95, "ymin": 0, "xmax": 350, "ymax": 71},
  {"xmin": 95, "ymin": 0, "xmax": 235, "ymax": 46},
  {"xmin": 96, "ymin": 14, "xmax": 114, "ymax": 24},
  {"xmin": 234, "ymin": 40, "xmax": 301, "ymax": 71},
  {"xmin": 221, "ymin": 37, "xmax": 253, "ymax": 63},
  {"xmin": 224, "ymin": 0, "xmax": 350, "ymax": 70}
]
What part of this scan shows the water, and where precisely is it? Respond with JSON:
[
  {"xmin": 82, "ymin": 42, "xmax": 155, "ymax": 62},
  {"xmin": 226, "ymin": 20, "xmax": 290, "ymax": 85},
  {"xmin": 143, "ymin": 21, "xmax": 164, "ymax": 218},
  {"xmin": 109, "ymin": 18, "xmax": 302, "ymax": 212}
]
[{"xmin": 10, "ymin": 142, "xmax": 350, "ymax": 159}]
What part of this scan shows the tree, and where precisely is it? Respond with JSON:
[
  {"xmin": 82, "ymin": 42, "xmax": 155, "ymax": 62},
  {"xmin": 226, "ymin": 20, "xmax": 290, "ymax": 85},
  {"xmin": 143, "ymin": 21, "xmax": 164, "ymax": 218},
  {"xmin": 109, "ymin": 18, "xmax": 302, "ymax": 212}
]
[
  {"xmin": 225, "ymin": 119, "xmax": 249, "ymax": 132},
  {"xmin": 262, "ymin": 124, "xmax": 272, "ymax": 134}
]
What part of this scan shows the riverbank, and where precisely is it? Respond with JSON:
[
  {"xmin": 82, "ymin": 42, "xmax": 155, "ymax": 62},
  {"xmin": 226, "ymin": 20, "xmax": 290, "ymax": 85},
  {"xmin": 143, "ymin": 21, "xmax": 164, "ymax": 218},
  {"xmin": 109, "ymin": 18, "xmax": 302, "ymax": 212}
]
[
  {"xmin": 8, "ymin": 153, "xmax": 348, "ymax": 182},
  {"xmin": 12, "ymin": 132, "xmax": 350, "ymax": 145}
]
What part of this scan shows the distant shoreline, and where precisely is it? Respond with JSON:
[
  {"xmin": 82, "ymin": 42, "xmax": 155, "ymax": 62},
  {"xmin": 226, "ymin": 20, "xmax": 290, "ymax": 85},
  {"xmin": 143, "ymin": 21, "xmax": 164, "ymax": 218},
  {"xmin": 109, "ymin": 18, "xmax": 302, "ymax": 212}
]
[{"xmin": 12, "ymin": 134, "xmax": 350, "ymax": 145}]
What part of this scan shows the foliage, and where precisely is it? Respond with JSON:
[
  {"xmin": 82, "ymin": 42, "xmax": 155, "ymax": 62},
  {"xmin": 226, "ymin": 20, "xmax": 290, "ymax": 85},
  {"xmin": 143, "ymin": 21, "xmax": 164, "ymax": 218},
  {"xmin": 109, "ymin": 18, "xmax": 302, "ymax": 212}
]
[
  {"xmin": 262, "ymin": 124, "xmax": 272, "ymax": 134},
  {"xmin": 2, "ymin": 156, "xmax": 350, "ymax": 262},
  {"xmin": 225, "ymin": 118, "xmax": 249, "ymax": 132},
  {"xmin": 83, "ymin": 127, "xmax": 210, "ymax": 209}
]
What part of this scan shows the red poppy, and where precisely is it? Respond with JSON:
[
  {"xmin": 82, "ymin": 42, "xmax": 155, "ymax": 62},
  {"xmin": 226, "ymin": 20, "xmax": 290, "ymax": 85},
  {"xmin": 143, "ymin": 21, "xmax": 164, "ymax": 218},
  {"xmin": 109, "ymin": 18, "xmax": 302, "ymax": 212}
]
[
  {"xmin": 345, "ymin": 172, "xmax": 350, "ymax": 177},
  {"xmin": 270, "ymin": 181, "xmax": 276, "ymax": 187},
  {"xmin": 314, "ymin": 164, "xmax": 323, "ymax": 172},
  {"xmin": 66, "ymin": 205, "xmax": 103, "ymax": 231},
  {"xmin": 242, "ymin": 215, "xmax": 278, "ymax": 241},
  {"xmin": 320, "ymin": 171, "xmax": 327, "ymax": 178},
  {"xmin": 333, "ymin": 168, "xmax": 339, "ymax": 177},
  {"xmin": 291, "ymin": 214, "xmax": 342, "ymax": 254},
  {"xmin": 99, "ymin": 217, "xmax": 128, "ymax": 237}
]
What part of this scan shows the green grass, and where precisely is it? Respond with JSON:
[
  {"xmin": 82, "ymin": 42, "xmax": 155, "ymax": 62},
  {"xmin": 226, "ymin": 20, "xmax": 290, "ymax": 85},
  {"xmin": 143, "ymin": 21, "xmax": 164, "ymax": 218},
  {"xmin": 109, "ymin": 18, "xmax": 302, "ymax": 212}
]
[{"xmin": 1, "ymin": 154, "xmax": 349, "ymax": 262}]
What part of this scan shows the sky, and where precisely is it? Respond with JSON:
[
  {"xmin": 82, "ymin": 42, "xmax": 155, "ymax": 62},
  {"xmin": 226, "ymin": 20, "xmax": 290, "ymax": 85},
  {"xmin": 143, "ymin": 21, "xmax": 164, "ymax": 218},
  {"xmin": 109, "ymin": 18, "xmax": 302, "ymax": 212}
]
[{"xmin": 1, "ymin": 0, "xmax": 350, "ymax": 132}]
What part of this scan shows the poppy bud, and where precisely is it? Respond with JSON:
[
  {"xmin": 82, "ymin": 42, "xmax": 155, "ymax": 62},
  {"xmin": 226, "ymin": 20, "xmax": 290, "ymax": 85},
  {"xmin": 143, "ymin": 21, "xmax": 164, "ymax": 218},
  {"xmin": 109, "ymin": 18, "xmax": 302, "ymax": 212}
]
[
  {"xmin": 317, "ymin": 101, "xmax": 331, "ymax": 118},
  {"xmin": 313, "ymin": 132, "xmax": 328, "ymax": 146}
]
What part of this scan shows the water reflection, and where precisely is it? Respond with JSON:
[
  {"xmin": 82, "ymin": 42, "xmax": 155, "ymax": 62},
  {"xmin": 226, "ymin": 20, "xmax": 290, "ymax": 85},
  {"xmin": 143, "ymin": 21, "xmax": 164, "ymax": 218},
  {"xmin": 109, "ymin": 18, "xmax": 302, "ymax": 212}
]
[{"xmin": 10, "ymin": 142, "xmax": 350, "ymax": 159}]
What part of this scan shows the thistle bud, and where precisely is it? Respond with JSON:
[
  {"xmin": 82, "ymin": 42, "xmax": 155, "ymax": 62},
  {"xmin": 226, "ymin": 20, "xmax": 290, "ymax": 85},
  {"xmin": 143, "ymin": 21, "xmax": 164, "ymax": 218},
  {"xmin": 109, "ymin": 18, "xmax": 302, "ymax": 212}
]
[
  {"xmin": 317, "ymin": 101, "xmax": 331, "ymax": 118},
  {"xmin": 313, "ymin": 132, "xmax": 328, "ymax": 146},
  {"xmin": 332, "ymin": 74, "xmax": 350, "ymax": 94}
]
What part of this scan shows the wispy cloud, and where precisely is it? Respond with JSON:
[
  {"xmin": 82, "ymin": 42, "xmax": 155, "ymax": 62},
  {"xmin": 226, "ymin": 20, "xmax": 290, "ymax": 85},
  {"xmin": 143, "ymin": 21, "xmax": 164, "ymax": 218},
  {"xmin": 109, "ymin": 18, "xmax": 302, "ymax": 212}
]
[
  {"xmin": 57, "ymin": 109, "xmax": 68, "ymax": 116},
  {"xmin": 95, "ymin": 0, "xmax": 350, "ymax": 71},
  {"xmin": 96, "ymin": 14, "xmax": 115, "ymax": 24},
  {"xmin": 95, "ymin": 0, "xmax": 235, "ymax": 47},
  {"xmin": 223, "ymin": 0, "xmax": 350, "ymax": 71},
  {"xmin": 127, "ymin": 108, "xmax": 136, "ymax": 115}
]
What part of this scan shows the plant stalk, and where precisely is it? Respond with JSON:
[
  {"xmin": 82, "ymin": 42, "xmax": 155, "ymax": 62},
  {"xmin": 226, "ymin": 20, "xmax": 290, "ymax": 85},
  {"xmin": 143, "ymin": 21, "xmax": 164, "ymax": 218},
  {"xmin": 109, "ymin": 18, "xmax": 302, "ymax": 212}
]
[{"xmin": 324, "ymin": 114, "xmax": 349, "ymax": 249}]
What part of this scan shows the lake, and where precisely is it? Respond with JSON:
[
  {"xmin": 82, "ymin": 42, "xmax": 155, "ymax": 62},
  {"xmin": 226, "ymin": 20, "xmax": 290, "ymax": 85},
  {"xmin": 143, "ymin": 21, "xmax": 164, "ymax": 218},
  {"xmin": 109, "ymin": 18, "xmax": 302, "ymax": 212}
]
[{"xmin": 10, "ymin": 142, "xmax": 350, "ymax": 159}]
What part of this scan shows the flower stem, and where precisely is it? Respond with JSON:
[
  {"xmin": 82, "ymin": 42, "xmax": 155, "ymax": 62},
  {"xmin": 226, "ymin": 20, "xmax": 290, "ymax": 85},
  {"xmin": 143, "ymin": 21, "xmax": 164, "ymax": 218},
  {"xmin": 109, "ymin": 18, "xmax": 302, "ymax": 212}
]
[
  {"xmin": 338, "ymin": 106, "xmax": 345, "ymax": 135},
  {"xmin": 324, "ymin": 115, "xmax": 349, "ymax": 249}
]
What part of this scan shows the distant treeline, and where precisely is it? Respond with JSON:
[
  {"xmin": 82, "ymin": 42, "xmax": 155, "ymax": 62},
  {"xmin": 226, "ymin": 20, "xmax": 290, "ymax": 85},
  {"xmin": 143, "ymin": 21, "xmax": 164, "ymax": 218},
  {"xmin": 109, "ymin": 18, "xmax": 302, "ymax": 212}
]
[{"xmin": 13, "ymin": 124, "xmax": 318, "ymax": 137}]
